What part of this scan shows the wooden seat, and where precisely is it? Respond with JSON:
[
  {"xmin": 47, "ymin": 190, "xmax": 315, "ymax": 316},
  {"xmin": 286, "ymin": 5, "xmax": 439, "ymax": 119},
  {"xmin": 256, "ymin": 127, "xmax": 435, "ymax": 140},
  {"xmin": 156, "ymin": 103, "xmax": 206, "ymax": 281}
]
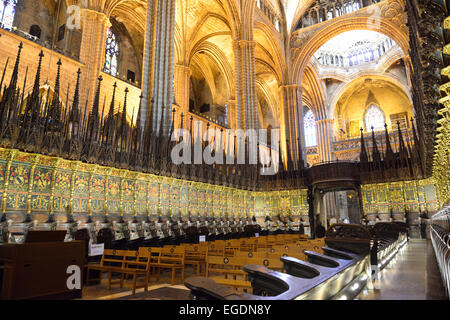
[
  {"xmin": 208, "ymin": 241, "xmax": 225, "ymax": 256},
  {"xmin": 206, "ymin": 255, "xmax": 252, "ymax": 292},
  {"xmin": 184, "ymin": 244, "xmax": 208, "ymax": 275},
  {"xmin": 87, "ymin": 249, "xmax": 151, "ymax": 294},
  {"xmin": 224, "ymin": 240, "xmax": 240, "ymax": 256},
  {"xmin": 149, "ymin": 247, "xmax": 185, "ymax": 285}
]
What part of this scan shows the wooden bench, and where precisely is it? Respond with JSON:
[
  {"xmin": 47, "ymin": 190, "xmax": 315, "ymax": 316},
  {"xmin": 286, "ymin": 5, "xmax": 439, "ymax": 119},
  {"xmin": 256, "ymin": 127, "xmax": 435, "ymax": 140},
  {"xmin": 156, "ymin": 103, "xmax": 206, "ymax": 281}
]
[
  {"xmin": 208, "ymin": 241, "xmax": 225, "ymax": 256},
  {"xmin": 87, "ymin": 249, "xmax": 151, "ymax": 294},
  {"xmin": 149, "ymin": 247, "xmax": 185, "ymax": 285},
  {"xmin": 247, "ymin": 256, "xmax": 284, "ymax": 272},
  {"xmin": 184, "ymin": 244, "xmax": 208, "ymax": 275},
  {"xmin": 206, "ymin": 255, "xmax": 252, "ymax": 292}
]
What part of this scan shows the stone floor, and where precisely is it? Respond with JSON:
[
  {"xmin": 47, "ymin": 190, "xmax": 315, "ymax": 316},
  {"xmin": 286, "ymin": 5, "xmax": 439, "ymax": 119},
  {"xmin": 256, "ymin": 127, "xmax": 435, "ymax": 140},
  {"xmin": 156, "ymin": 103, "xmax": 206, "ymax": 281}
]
[
  {"xmin": 80, "ymin": 268, "xmax": 195, "ymax": 300},
  {"xmin": 357, "ymin": 239, "xmax": 447, "ymax": 300}
]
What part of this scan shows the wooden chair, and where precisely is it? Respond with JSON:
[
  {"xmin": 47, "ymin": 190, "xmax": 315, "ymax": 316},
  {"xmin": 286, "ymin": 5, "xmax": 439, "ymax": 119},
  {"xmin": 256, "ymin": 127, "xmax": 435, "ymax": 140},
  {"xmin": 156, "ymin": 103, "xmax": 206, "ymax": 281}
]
[
  {"xmin": 247, "ymin": 256, "xmax": 284, "ymax": 272},
  {"xmin": 149, "ymin": 247, "xmax": 185, "ymax": 285},
  {"xmin": 239, "ymin": 239, "xmax": 255, "ymax": 252},
  {"xmin": 184, "ymin": 244, "xmax": 208, "ymax": 275},
  {"xmin": 121, "ymin": 249, "xmax": 151, "ymax": 294},
  {"xmin": 208, "ymin": 241, "xmax": 225, "ymax": 256},
  {"xmin": 224, "ymin": 240, "xmax": 240, "ymax": 256},
  {"xmin": 206, "ymin": 255, "xmax": 252, "ymax": 292},
  {"xmin": 86, "ymin": 249, "xmax": 128, "ymax": 289},
  {"xmin": 87, "ymin": 249, "xmax": 150, "ymax": 294}
]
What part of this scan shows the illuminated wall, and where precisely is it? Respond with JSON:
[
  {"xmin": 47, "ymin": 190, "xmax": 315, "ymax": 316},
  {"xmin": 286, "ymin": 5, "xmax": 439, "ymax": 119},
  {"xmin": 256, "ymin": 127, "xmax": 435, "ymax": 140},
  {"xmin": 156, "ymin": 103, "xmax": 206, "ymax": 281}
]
[
  {"xmin": 0, "ymin": 148, "xmax": 310, "ymax": 224},
  {"xmin": 0, "ymin": 146, "xmax": 441, "ymax": 225},
  {"xmin": 361, "ymin": 179, "xmax": 441, "ymax": 217}
]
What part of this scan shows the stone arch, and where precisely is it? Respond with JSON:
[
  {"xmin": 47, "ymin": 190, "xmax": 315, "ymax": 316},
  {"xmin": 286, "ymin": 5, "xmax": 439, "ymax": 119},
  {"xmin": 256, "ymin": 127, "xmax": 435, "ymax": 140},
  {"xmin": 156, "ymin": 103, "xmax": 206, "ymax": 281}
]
[
  {"xmin": 291, "ymin": 15, "xmax": 409, "ymax": 84},
  {"xmin": 331, "ymin": 74, "xmax": 413, "ymax": 141},
  {"xmin": 256, "ymin": 79, "xmax": 279, "ymax": 129},
  {"xmin": 189, "ymin": 42, "xmax": 235, "ymax": 98},
  {"xmin": 254, "ymin": 20, "xmax": 287, "ymax": 82},
  {"xmin": 303, "ymin": 65, "xmax": 328, "ymax": 121},
  {"xmin": 241, "ymin": 0, "xmax": 258, "ymax": 40},
  {"xmin": 328, "ymin": 73, "xmax": 413, "ymax": 119}
]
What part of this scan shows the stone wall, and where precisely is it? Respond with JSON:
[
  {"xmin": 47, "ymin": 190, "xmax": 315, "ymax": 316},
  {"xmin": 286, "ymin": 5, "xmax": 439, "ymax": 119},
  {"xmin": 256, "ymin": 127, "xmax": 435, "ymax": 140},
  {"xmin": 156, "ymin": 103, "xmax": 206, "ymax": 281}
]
[{"xmin": 0, "ymin": 29, "xmax": 142, "ymax": 125}]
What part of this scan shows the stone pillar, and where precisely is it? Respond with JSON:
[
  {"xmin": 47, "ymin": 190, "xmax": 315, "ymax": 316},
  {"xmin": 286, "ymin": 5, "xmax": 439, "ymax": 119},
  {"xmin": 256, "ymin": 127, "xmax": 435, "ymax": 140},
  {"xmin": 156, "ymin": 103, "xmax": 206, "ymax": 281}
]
[
  {"xmin": 174, "ymin": 64, "xmax": 190, "ymax": 128},
  {"xmin": 281, "ymin": 85, "xmax": 306, "ymax": 169},
  {"xmin": 234, "ymin": 40, "xmax": 258, "ymax": 130},
  {"xmin": 227, "ymin": 99, "xmax": 237, "ymax": 129},
  {"xmin": 316, "ymin": 118, "xmax": 334, "ymax": 162},
  {"xmin": 141, "ymin": 0, "xmax": 176, "ymax": 137},
  {"xmin": 79, "ymin": 9, "xmax": 111, "ymax": 112}
]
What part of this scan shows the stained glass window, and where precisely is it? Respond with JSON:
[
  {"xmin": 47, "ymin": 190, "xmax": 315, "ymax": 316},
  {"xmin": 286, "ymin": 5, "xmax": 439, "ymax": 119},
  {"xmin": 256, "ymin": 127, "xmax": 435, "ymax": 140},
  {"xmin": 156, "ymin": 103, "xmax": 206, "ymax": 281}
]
[
  {"xmin": 0, "ymin": 0, "xmax": 17, "ymax": 30},
  {"xmin": 364, "ymin": 104, "xmax": 385, "ymax": 131},
  {"xmin": 104, "ymin": 29, "xmax": 119, "ymax": 76},
  {"xmin": 304, "ymin": 109, "xmax": 317, "ymax": 147}
]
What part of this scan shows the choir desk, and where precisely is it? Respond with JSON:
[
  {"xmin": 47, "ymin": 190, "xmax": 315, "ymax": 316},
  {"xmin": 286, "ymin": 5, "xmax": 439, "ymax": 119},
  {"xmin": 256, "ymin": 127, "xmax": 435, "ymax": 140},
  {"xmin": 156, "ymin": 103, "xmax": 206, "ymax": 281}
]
[{"xmin": 0, "ymin": 241, "xmax": 85, "ymax": 300}]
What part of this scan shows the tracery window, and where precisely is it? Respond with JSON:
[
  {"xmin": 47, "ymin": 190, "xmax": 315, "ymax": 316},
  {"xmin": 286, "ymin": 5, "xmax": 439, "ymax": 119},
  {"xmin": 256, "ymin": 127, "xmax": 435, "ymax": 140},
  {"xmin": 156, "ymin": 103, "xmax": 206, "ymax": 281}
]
[
  {"xmin": 364, "ymin": 104, "xmax": 385, "ymax": 131},
  {"xmin": 104, "ymin": 28, "xmax": 119, "ymax": 76},
  {"xmin": 0, "ymin": 0, "xmax": 17, "ymax": 30},
  {"xmin": 304, "ymin": 109, "xmax": 317, "ymax": 147}
]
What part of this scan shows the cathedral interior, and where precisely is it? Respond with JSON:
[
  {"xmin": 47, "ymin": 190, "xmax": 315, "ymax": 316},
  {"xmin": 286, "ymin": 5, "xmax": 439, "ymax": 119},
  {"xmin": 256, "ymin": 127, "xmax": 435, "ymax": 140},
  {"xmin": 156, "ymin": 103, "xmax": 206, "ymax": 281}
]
[{"xmin": 0, "ymin": 0, "xmax": 448, "ymax": 302}]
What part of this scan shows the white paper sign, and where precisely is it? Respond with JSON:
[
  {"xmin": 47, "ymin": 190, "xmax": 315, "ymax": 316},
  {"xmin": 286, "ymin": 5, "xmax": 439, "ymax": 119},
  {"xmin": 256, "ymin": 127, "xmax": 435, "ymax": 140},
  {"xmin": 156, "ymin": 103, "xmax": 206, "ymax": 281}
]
[
  {"xmin": 89, "ymin": 243, "xmax": 105, "ymax": 257},
  {"xmin": 255, "ymin": 233, "xmax": 259, "ymax": 238},
  {"xmin": 199, "ymin": 235, "xmax": 206, "ymax": 242}
]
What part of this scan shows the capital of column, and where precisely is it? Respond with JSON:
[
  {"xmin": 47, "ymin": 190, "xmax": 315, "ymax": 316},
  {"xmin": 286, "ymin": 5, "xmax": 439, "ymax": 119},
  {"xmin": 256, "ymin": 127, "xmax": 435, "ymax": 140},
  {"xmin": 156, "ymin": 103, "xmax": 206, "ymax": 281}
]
[
  {"xmin": 235, "ymin": 40, "xmax": 257, "ymax": 48},
  {"xmin": 316, "ymin": 118, "xmax": 334, "ymax": 125},
  {"xmin": 81, "ymin": 8, "xmax": 112, "ymax": 28},
  {"xmin": 279, "ymin": 84, "xmax": 302, "ymax": 94},
  {"xmin": 280, "ymin": 84, "xmax": 301, "ymax": 89},
  {"xmin": 175, "ymin": 64, "xmax": 191, "ymax": 74}
]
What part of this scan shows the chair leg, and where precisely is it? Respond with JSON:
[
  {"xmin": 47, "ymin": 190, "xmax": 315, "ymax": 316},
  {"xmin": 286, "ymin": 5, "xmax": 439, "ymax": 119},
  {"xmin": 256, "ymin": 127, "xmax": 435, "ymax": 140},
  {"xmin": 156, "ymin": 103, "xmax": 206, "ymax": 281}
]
[
  {"xmin": 132, "ymin": 273, "xmax": 137, "ymax": 295},
  {"xmin": 181, "ymin": 267, "xmax": 184, "ymax": 282},
  {"xmin": 120, "ymin": 273, "xmax": 124, "ymax": 288},
  {"xmin": 86, "ymin": 268, "xmax": 91, "ymax": 285},
  {"xmin": 107, "ymin": 272, "xmax": 112, "ymax": 290},
  {"xmin": 144, "ymin": 272, "xmax": 149, "ymax": 292},
  {"xmin": 171, "ymin": 268, "xmax": 175, "ymax": 285}
]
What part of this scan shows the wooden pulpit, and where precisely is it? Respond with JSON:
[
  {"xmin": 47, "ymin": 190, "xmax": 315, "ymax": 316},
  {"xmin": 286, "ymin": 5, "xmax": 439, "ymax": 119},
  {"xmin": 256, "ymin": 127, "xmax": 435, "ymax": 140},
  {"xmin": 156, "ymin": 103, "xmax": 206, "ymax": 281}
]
[{"xmin": 0, "ymin": 240, "xmax": 85, "ymax": 300}]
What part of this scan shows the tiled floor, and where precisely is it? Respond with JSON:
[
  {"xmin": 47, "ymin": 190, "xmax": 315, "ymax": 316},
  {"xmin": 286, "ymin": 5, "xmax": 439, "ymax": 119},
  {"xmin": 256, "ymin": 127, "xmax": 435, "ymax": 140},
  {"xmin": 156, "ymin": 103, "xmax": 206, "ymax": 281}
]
[{"xmin": 357, "ymin": 239, "xmax": 447, "ymax": 300}]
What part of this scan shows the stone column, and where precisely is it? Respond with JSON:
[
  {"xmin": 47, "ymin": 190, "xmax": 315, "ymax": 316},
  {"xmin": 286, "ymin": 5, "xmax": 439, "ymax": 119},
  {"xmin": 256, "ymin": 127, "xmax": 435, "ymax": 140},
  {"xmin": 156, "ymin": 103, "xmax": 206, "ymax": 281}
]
[
  {"xmin": 234, "ymin": 40, "xmax": 258, "ymax": 130},
  {"xmin": 281, "ymin": 85, "xmax": 306, "ymax": 169},
  {"xmin": 227, "ymin": 99, "xmax": 237, "ymax": 129},
  {"xmin": 174, "ymin": 64, "xmax": 190, "ymax": 128},
  {"xmin": 79, "ymin": 9, "xmax": 111, "ymax": 112},
  {"xmin": 141, "ymin": 0, "xmax": 176, "ymax": 137},
  {"xmin": 316, "ymin": 118, "xmax": 334, "ymax": 162}
]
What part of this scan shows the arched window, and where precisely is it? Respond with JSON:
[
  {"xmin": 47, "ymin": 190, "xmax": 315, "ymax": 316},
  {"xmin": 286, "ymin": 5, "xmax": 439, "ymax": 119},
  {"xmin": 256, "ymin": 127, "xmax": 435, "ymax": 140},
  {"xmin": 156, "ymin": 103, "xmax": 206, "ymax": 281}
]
[
  {"xmin": 364, "ymin": 104, "xmax": 385, "ymax": 131},
  {"xmin": 104, "ymin": 28, "xmax": 119, "ymax": 76},
  {"xmin": 304, "ymin": 109, "xmax": 317, "ymax": 147},
  {"xmin": 0, "ymin": 0, "xmax": 17, "ymax": 30}
]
